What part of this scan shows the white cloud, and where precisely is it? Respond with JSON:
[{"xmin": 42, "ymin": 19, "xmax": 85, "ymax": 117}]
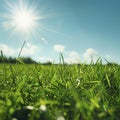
[
  {"xmin": 64, "ymin": 58, "xmax": 80, "ymax": 64},
  {"xmin": 20, "ymin": 43, "xmax": 39, "ymax": 56},
  {"xmin": 69, "ymin": 51, "xmax": 80, "ymax": 58},
  {"xmin": 36, "ymin": 56, "xmax": 54, "ymax": 63},
  {"xmin": 83, "ymin": 48, "xmax": 97, "ymax": 59},
  {"xmin": 54, "ymin": 44, "xmax": 65, "ymax": 52},
  {"xmin": 65, "ymin": 51, "xmax": 80, "ymax": 64},
  {"xmin": 0, "ymin": 44, "xmax": 16, "ymax": 56},
  {"xmin": 0, "ymin": 43, "xmax": 39, "ymax": 57},
  {"xmin": 83, "ymin": 48, "xmax": 98, "ymax": 62}
]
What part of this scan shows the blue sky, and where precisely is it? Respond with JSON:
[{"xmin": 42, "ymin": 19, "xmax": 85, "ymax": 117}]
[{"xmin": 0, "ymin": 0, "xmax": 120, "ymax": 63}]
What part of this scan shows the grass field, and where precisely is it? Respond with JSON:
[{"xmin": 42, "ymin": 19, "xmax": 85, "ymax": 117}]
[{"xmin": 0, "ymin": 61, "xmax": 120, "ymax": 120}]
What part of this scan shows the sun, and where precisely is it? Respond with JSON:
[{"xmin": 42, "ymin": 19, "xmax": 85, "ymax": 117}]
[
  {"xmin": 2, "ymin": 0, "xmax": 42, "ymax": 37},
  {"xmin": 13, "ymin": 10, "xmax": 35, "ymax": 31}
]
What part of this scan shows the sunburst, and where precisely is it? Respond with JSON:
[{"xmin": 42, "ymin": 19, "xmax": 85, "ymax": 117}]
[
  {"xmin": 13, "ymin": 9, "xmax": 35, "ymax": 31},
  {"xmin": 2, "ymin": 0, "xmax": 42, "ymax": 37}
]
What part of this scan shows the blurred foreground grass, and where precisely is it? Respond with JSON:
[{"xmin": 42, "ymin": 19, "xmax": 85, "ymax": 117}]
[{"xmin": 0, "ymin": 62, "xmax": 120, "ymax": 120}]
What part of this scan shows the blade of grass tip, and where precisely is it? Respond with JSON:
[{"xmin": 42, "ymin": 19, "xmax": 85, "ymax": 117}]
[
  {"xmin": 59, "ymin": 53, "xmax": 61, "ymax": 64},
  {"xmin": 59, "ymin": 52, "xmax": 64, "ymax": 64},
  {"xmin": 17, "ymin": 40, "xmax": 26, "ymax": 59},
  {"xmin": 95, "ymin": 57, "xmax": 102, "ymax": 64},
  {"xmin": 1, "ymin": 50, "xmax": 5, "ymax": 63},
  {"xmin": 90, "ymin": 55, "xmax": 94, "ymax": 65},
  {"xmin": 0, "ymin": 50, "xmax": 6, "ymax": 80},
  {"xmin": 104, "ymin": 59, "xmax": 110, "ymax": 65},
  {"xmin": 17, "ymin": 40, "xmax": 26, "ymax": 64}
]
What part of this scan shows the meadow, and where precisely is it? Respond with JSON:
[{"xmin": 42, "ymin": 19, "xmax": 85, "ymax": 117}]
[{"xmin": 0, "ymin": 60, "xmax": 120, "ymax": 120}]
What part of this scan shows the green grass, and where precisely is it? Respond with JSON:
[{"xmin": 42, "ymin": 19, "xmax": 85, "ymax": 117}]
[{"xmin": 0, "ymin": 62, "xmax": 120, "ymax": 120}]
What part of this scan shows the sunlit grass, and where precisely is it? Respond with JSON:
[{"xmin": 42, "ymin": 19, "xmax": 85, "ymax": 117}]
[{"xmin": 0, "ymin": 60, "xmax": 120, "ymax": 120}]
